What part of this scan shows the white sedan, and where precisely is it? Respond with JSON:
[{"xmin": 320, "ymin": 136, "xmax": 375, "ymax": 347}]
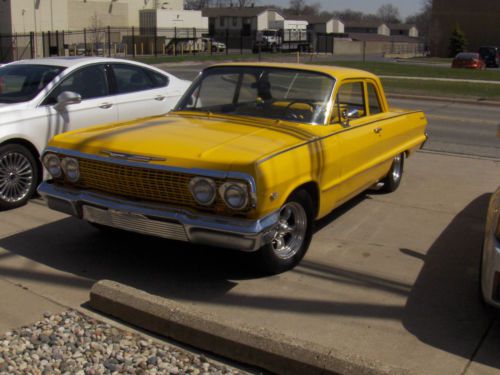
[
  {"xmin": 481, "ymin": 187, "xmax": 500, "ymax": 308},
  {"xmin": 0, "ymin": 57, "xmax": 190, "ymax": 209}
]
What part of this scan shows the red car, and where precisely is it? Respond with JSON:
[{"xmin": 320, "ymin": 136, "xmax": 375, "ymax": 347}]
[{"xmin": 452, "ymin": 52, "xmax": 486, "ymax": 69}]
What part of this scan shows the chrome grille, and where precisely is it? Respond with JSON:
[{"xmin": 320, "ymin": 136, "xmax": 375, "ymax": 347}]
[
  {"xmin": 83, "ymin": 205, "xmax": 188, "ymax": 241},
  {"xmin": 75, "ymin": 158, "xmax": 227, "ymax": 210}
]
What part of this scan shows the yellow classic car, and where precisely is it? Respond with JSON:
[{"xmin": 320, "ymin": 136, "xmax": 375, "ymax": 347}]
[{"xmin": 38, "ymin": 63, "xmax": 427, "ymax": 274}]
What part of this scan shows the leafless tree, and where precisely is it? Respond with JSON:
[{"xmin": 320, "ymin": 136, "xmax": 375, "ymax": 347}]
[
  {"xmin": 376, "ymin": 3, "xmax": 401, "ymax": 24},
  {"xmin": 406, "ymin": 0, "xmax": 433, "ymax": 45},
  {"xmin": 89, "ymin": 12, "xmax": 105, "ymax": 46},
  {"xmin": 287, "ymin": 0, "xmax": 320, "ymax": 15},
  {"xmin": 235, "ymin": 0, "xmax": 252, "ymax": 7},
  {"xmin": 184, "ymin": 0, "xmax": 211, "ymax": 10},
  {"xmin": 329, "ymin": 9, "xmax": 364, "ymax": 22}
]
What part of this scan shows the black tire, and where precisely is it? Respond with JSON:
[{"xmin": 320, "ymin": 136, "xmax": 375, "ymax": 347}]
[
  {"xmin": 382, "ymin": 153, "xmax": 404, "ymax": 193},
  {"xmin": 257, "ymin": 190, "xmax": 314, "ymax": 275},
  {"xmin": 0, "ymin": 144, "xmax": 39, "ymax": 211}
]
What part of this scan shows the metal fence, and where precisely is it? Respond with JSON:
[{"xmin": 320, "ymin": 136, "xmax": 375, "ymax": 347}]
[
  {"xmin": 1, "ymin": 27, "xmax": 221, "ymax": 62},
  {"xmin": 0, "ymin": 26, "xmax": 425, "ymax": 63}
]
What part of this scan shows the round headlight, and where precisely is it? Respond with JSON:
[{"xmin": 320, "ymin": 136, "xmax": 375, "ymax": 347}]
[
  {"xmin": 189, "ymin": 177, "xmax": 216, "ymax": 206},
  {"xmin": 220, "ymin": 182, "xmax": 249, "ymax": 210},
  {"xmin": 42, "ymin": 153, "xmax": 62, "ymax": 178},
  {"xmin": 61, "ymin": 157, "xmax": 80, "ymax": 182}
]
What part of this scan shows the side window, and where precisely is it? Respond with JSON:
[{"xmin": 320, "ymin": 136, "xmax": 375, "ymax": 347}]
[
  {"xmin": 149, "ymin": 70, "xmax": 169, "ymax": 88},
  {"xmin": 367, "ymin": 83, "xmax": 382, "ymax": 115},
  {"xmin": 334, "ymin": 82, "xmax": 365, "ymax": 123},
  {"xmin": 43, "ymin": 64, "xmax": 109, "ymax": 105},
  {"xmin": 112, "ymin": 64, "xmax": 155, "ymax": 94}
]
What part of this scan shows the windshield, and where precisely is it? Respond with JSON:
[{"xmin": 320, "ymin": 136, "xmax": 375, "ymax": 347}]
[
  {"xmin": 176, "ymin": 66, "xmax": 335, "ymax": 125},
  {"xmin": 0, "ymin": 64, "xmax": 65, "ymax": 103}
]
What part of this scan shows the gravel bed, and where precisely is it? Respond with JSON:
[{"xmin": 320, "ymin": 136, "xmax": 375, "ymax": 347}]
[{"xmin": 0, "ymin": 310, "xmax": 247, "ymax": 375}]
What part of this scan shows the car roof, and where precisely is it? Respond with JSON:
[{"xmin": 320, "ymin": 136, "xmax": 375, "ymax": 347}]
[
  {"xmin": 210, "ymin": 62, "xmax": 378, "ymax": 81},
  {"xmin": 7, "ymin": 57, "xmax": 143, "ymax": 68}
]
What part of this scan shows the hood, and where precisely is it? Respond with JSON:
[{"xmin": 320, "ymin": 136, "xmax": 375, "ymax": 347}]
[
  {"xmin": 49, "ymin": 113, "xmax": 317, "ymax": 172},
  {"xmin": 0, "ymin": 102, "xmax": 30, "ymax": 113}
]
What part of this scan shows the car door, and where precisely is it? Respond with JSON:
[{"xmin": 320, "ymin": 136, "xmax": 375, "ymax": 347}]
[
  {"xmin": 320, "ymin": 80, "xmax": 383, "ymax": 207},
  {"xmin": 109, "ymin": 63, "xmax": 177, "ymax": 121},
  {"xmin": 365, "ymin": 80, "xmax": 405, "ymax": 164},
  {"xmin": 40, "ymin": 63, "xmax": 118, "ymax": 141}
]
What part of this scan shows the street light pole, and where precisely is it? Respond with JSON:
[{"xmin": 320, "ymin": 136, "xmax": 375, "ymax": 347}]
[{"xmin": 33, "ymin": 0, "xmax": 38, "ymax": 57}]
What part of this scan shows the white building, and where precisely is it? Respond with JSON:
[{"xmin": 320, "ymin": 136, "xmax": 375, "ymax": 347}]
[
  {"xmin": 202, "ymin": 7, "xmax": 285, "ymax": 35},
  {"xmin": 0, "ymin": 0, "xmax": 184, "ymax": 35},
  {"xmin": 140, "ymin": 9, "xmax": 208, "ymax": 31},
  {"xmin": 344, "ymin": 21, "xmax": 390, "ymax": 36},
  {"xmin": 283, "ymin": 15, "xmax": 344, "ymax": 34},
  {"xmin": 389, "ymin": 24, "xmax": 419, "ymax": 38}
]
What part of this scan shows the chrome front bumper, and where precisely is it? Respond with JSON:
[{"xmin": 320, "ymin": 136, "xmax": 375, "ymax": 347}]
[{"xmin": 38, "ymin": 182, "xmax": 279, "ymax": 252}]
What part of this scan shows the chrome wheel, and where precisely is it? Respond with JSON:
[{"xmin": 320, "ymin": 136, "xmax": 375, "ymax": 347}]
[
  {"xmin": 271, "ymin": 202, "xmax": 308, "ymax": 260},
  {"xmin": 392, "ymin": 154, "xmax": 402, "ymax": 182},
  {"xmin": 0, "ymin": 151, "xmax": 34, "ymax": 203}
]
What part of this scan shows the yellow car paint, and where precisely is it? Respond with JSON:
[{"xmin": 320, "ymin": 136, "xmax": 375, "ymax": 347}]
[{"xmin": 46, "ymin": 63, "xmax": 427, "ymax": 221}]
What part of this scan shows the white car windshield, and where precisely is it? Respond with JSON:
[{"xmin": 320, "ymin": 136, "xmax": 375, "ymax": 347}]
[
  {"xmin": 0, "ymin": 64, "xmax": 65, "ymax": 104},
  {"xmin": 176, "ymin": 66, "xmax": 335, "ymax": 125}
]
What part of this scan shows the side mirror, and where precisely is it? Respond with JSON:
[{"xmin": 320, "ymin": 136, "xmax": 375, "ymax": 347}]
[
  {"xmin": 55, "ymin": 91, "xmax": 81, "ymax": 109},
  {"xmin": 341, "ymin": 108, "xmax": 360, "ymax": 127}
]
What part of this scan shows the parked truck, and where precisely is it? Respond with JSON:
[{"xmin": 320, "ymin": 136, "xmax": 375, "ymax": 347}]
[{"xmin": 253, "ymin": 20, "xmax": 309, "ymax": 53}]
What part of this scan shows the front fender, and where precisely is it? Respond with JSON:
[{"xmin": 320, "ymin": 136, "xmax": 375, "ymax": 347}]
[{"xmin": 255, "ymin": 142, "xmax": 321, "ymax": 218}]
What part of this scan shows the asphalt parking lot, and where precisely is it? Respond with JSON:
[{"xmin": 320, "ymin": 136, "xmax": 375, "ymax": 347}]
[
  {"xmin": 0, "ymin": 150, "xmax": 499, "ymax": 374},
  {"xmin": 1, "ymin": 58, "xmax": 500, "ymax": 374}
]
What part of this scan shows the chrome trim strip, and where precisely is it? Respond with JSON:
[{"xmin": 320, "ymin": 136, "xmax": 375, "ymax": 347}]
[
  {"xmin": 38, "ymin": 182, "xmax": 279, "ymax": 252},
  {"xmin": 43, "ymin": 146, "xmax": 258, "ymax": 207},
  {"xmin": 257, "ymin": 111, "xmax": 424, "ymax": 165},
  {"xmin": 101, "ymin": 150, "xmax": 166, "ymax": 162}
]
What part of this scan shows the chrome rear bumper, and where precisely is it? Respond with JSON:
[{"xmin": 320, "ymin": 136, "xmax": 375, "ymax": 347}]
[{"xmin": 38, "ymin": 182, "xmax": 279, "ymax": 252}]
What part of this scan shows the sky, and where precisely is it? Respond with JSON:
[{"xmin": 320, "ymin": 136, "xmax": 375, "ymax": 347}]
[{"xmin": 267, "ymin": 0, "xmax": 423, "ymax": 19}]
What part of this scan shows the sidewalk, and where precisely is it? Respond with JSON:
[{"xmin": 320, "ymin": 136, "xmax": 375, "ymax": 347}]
[
  {"xmin": 87, "ymin": 152, "xmax": 500, "ymax": 375},
  {"xmin": 0, "ymin": 152, "xmax": 499, "ymax": 374}
]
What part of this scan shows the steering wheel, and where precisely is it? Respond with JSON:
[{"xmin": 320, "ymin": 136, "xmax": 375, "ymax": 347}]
[{"xmin": 283, "ymin": 100, "xmax": 316, "ymax": 120}]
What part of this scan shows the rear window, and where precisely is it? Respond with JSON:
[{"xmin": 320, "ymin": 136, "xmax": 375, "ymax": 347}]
[{"xmin": 456, "ymin": 52, "xmax": 479, "ymax": 60}]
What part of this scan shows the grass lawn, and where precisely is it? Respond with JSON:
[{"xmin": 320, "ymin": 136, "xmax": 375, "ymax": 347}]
[
  {"xmin": 136, "ymin": 54, "xmax": 500, "ymax": 101},
  {"xmin": 135, "ymin": 52, "xmax": 278, "ymax": 64},
  {"xmin": 399, "ymin": 57, "xmax": 454, "ymax": 64},
  {"xmin": 315, "ymin": 61, "xmax": 500, "ymax": 81},
  {"xmin": 381, "ymin": 78, "xmax": 500, "ymax": 100}
]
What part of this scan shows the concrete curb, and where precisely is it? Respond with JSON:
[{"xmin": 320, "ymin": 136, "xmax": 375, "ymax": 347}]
[{"xmin": 90, "ymin": 280, "xmax": 409, "ymax": 375}]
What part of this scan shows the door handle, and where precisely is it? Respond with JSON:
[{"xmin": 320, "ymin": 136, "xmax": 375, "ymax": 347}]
[
  {"xmin": 99, "ymin": 103, "xmax": 113, "ymax": 109},
  {"xmin": 373, "ymin": 127, "xmax": 382, "ymax": 134},
  {"xmin": 155, "ymin": 95, "xmax": 166, "ymax": 101}
]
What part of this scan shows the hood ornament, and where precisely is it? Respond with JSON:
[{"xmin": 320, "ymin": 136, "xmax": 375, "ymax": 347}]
[{"xmin": 101, "ymin": 150, "xmax": 166, "ymax": 162}]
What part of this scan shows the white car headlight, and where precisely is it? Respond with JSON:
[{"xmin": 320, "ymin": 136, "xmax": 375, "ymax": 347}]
[
  {"xmin": 189, "ymin": 177, "xmax": 217, "ymax": 206},
  {"xmin": 42, "ymin": 153, "xmax": 62, "ymax": 178},
  {"xmin": 219, "ymin": 182, "xmax": 249, "ymax": 210},
  {"xmin": 61, "ymin": 157, "xmax": 80, "ymax": 183}
]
